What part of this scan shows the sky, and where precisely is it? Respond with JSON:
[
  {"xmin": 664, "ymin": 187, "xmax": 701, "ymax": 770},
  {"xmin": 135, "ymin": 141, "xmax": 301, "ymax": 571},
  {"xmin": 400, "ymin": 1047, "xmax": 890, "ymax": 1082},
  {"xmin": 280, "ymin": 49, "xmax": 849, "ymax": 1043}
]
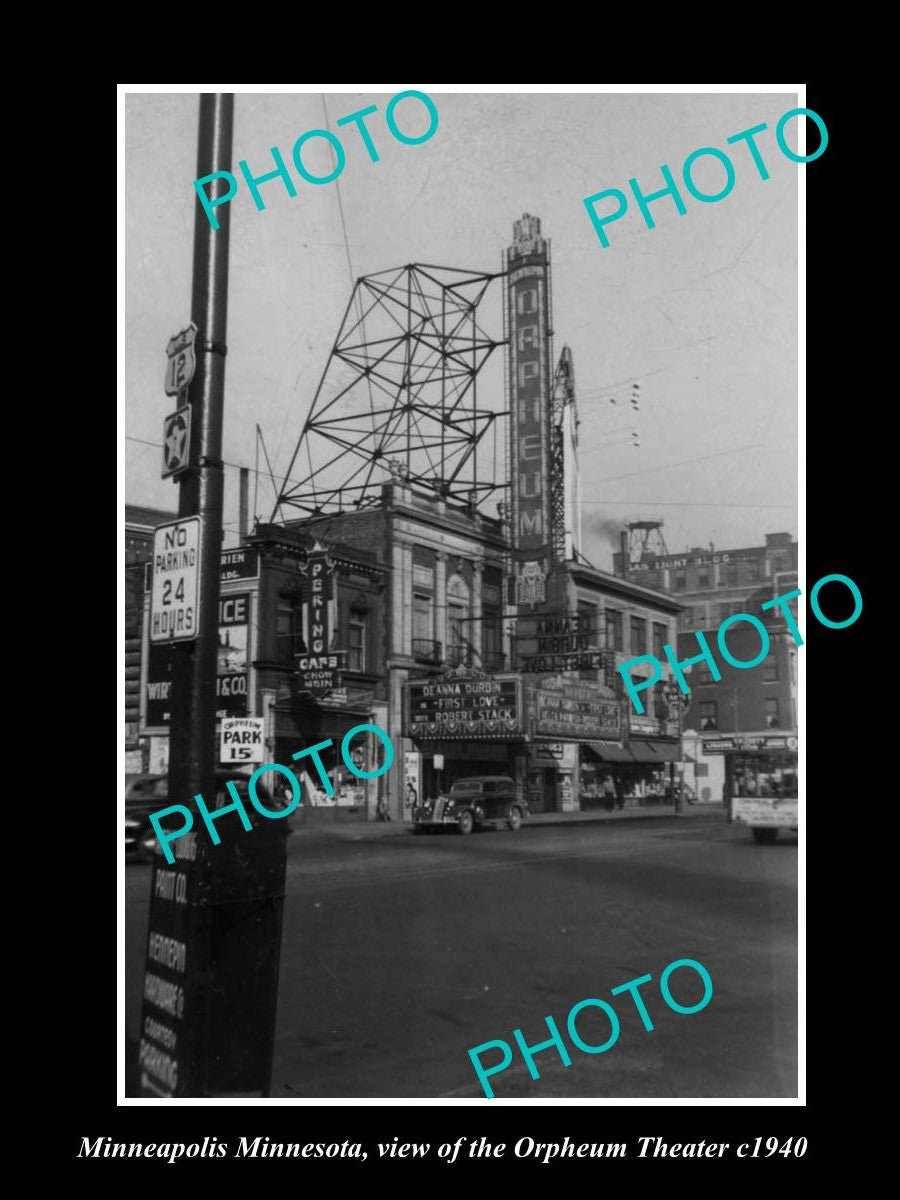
[{"xmin": 122, "ymin": 86, "xmax": 800, "ymax": 570}]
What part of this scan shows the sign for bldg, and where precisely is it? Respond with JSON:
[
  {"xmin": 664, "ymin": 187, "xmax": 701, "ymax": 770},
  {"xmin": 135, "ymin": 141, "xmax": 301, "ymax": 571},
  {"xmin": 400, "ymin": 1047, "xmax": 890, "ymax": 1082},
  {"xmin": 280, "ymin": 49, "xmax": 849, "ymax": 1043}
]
[
  {"xmin": 220, "ymin": 547, "xmax": 259, "ymax": 582},
  {"xmin": 145, "ymin": 591, "xmax": 251, "ymax": 727},
  {"xmin": 703, "ymin": 733, "xmax": 798, "ymax": 755},
  {"xmin": 508, "ymin": 215, "xmax": 551, "ymax": 606},
  {"xmin": 220, "ymin": 717, "xmax": 264, "ymax": 763},
  {"xmin": 150, "ymin": 518, "xmax": 201, "ymax": 643},
  {"xmin": 528, "ymin": 742, "xmax": 577, "ymax": 767},
  {"xmin": 526, "ymin": 676, "xmax": 621, "ymax": 741},
  {"xmin": 297, "ymin": 543, "xmax": 344, "ymax": 697},
  {"xmin": 406, "ymin": 675, "xmax": 522, "ymax": 739}
]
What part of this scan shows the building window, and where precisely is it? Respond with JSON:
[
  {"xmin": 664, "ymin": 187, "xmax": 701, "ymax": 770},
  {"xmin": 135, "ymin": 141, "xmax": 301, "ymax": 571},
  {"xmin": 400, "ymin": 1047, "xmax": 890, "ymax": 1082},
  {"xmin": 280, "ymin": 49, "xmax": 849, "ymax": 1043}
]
[
  {"xmin": 700, "ymin": 701, "xmax": 718, "ymax": 731},
  {"xmin": 726, "ymin": 563, "xmax": 739, "ymax": 587},
  {"xmin": 446, "ymin": 573, "xmax": 470, "ymax": 667},
  {"xmin": 578, "ymin": 600, "xmax": 598, "ymax": 642},
  {"xmin": 763, "ymin": 653, "xmax": 778, "ymax": 683},
  {"xmin": 697, "ymin": 570, "xmax": 711, "ymax": 589},
  {"xmin": 630, "ymin": 616, "xmax": 647, "ymax": 656},
  {"xmin": 765, "ymin": 698, "xmax": 780, "ymax": 728},
  {"xmin": 277, "ymin": 593, "xmax": 304, "ymax": 663},
  {"xmin": 412, "ymin": 553, "xmax": 435, "ymax": 659},
  {"xmin": 652, "ymin": 622, "xmax": 667, "ymax": 658},
  {"xmin": 348, "ymin": 613, "xmax": 366, "ymax": 672},
  {"xmin": 413, "ymin": 594, "xmax": 432, "ymax": 643},
  {"xmin": 605, "ymin": 608, "xmax": 623, "ymax": 652},
  {"xmin": 673, "ymin": 571, "xmax": 686, "ymax": 591}
]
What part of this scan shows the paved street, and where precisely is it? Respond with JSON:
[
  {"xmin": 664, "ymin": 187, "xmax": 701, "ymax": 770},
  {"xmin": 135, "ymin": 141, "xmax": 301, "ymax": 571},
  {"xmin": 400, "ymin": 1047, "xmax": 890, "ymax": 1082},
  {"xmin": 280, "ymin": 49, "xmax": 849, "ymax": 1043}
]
[{"xmin": 125, "ymin": 809, "xmax": 797, "ymax": 1099}]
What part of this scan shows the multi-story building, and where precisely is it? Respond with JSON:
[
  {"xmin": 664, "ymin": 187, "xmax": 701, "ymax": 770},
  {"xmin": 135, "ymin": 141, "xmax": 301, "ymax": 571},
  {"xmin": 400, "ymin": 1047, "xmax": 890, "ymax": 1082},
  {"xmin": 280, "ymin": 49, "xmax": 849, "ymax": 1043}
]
[
  {"xmin": 613, "ymin": 531, "xmax": 797, "ymax": 633},
  {"xmin": 614, "ymin": 531, "xmax": 798, "ymax": 801}
]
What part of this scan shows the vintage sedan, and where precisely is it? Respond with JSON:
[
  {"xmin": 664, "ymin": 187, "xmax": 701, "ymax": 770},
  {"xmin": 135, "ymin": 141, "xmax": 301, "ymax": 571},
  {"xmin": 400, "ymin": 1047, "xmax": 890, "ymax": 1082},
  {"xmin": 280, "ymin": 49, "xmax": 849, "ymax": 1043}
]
[{"xmin": 412, "ymin": 775, "xmax": 528, "ymax": 835}]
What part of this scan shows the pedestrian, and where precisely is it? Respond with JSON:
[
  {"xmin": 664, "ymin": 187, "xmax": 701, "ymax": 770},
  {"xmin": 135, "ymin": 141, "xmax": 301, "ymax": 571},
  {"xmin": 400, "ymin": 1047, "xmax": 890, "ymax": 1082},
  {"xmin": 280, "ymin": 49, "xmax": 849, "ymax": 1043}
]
[
  {"xmin": 406, "ymin": 780, "xmax": 418, "ymax": 812},
  {"xmin": 376, "ymin": 792, "xmax": 392, "ymax": 821},
  {"xmin": 602, "ymin": 773, "xmax": 617, "ymax": 812}
]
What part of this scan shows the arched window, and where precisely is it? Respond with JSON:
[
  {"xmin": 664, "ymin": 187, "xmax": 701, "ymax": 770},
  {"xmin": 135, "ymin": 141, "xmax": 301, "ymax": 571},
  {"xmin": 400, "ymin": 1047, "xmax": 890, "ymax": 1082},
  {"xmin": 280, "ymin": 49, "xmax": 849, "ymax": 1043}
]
[{"xmin": 447, "ymin": 573, "xmax": 469, "ymax": 667}]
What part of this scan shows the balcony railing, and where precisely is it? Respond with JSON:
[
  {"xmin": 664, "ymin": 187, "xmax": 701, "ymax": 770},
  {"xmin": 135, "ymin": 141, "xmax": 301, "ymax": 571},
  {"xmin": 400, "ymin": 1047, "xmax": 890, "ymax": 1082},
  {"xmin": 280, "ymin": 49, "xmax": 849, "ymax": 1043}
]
[{"xmin": 412, "ymin": 638, "xmax": 442, "ymax": 664}]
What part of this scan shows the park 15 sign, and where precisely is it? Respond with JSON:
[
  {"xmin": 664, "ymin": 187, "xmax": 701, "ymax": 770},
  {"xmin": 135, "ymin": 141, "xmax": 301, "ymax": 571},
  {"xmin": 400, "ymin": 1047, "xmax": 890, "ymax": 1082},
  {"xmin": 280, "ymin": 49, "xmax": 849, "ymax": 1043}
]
[
  {"xmin": 507, "ymin": 214, "xmax": 550, "ymax": 606},
  {"xmin": 220, "ymin": 717, "xmax": 264, "ymax": 763}
]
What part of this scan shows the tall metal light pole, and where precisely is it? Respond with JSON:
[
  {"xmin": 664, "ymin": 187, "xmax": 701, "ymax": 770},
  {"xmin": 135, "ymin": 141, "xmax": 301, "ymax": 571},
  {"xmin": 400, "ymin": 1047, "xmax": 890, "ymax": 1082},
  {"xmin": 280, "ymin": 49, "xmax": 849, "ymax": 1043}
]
[{"xmin": 168, "ymin": 93, "xmax": 233, "ymax": 814}]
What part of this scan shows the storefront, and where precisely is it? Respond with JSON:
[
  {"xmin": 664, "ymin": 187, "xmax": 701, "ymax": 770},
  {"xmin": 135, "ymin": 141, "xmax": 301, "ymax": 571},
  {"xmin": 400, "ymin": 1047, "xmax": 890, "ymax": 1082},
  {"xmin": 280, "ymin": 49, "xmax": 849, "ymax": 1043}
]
[
  {"xmin": 272, "ymin": 690, "xmax": 383, "ymax": 817},
  {"xmin": 524, "ymin": 676, "xmax": 624, "ymax": 813},
  {"xmin": 581, "ymin": 735, "xmax": 682, "ymax": 809}
]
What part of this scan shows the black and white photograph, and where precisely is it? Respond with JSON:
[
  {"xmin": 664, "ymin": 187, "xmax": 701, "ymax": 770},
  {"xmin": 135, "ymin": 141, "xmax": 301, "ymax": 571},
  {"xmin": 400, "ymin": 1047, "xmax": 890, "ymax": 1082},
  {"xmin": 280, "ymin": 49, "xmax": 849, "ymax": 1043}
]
[{"xmin": 120, "ymin": 85, "xmax": 811, "ymax": 1116}]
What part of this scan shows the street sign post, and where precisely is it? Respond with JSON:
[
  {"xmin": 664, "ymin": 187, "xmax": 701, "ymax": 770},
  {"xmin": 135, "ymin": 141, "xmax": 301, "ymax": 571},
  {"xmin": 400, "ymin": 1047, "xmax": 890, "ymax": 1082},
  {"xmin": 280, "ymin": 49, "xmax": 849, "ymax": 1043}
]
[
  {"xmin": 162, "ymin": 407, "xmax": 192, "ymax": 478},
  {"xmin": 150, "ymin": 517, "xmax": 201, "ymax": 643}
]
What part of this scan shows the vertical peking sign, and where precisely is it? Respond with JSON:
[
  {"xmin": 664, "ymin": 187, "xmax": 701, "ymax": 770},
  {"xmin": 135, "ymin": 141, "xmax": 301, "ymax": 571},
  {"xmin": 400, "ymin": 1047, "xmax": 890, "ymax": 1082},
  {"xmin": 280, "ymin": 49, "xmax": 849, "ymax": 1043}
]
[{"xmin": 296, "ymin": 541, "xmax": 347, "ymax": 697}]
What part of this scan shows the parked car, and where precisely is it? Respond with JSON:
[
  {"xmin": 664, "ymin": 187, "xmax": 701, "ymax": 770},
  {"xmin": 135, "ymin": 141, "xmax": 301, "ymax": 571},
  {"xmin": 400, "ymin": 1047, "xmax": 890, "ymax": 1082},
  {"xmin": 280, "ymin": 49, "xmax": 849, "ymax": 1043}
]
[
  {"xmin": 125, "ymin": 770, "xmax": 291, "ymax": 861},
  {"xmin": 412, "ymin": 775, "xmax": 527, "ymax": 835}
]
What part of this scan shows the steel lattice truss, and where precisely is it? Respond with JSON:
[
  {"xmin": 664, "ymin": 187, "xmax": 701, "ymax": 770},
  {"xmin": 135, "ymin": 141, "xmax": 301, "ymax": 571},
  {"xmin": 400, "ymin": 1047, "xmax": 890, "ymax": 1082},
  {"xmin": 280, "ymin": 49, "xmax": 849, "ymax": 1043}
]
[{"xmin": 272, "ymin": 264, "xmax": 507, "ymax": 519}]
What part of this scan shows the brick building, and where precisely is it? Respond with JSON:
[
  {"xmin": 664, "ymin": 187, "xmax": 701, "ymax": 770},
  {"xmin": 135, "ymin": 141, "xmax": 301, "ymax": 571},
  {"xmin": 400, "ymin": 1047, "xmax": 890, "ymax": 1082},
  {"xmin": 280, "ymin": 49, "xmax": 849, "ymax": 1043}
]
[{"xmin": 614, "ymin": 531, "xmax": 798, "ymax": 801}]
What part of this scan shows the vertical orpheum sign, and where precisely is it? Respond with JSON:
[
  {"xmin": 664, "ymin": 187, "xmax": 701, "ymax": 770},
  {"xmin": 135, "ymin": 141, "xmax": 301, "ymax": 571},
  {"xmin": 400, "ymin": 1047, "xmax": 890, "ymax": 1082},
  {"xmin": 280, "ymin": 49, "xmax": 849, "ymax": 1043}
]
[{"xmin": 507, "ymin": 214, "xmax": 552, "ymax": 606}]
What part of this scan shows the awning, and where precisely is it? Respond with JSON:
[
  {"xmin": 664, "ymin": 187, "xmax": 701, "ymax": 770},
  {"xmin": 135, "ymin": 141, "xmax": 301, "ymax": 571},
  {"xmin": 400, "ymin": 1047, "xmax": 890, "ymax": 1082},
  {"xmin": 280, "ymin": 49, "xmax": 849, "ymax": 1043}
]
[
  {"xmin": 583, "ymin": 741, "xmax": 633, "ymax": 763},
  {"xmin": 629, "ymin": 739, "xmax": 682, "ymax": 763}
]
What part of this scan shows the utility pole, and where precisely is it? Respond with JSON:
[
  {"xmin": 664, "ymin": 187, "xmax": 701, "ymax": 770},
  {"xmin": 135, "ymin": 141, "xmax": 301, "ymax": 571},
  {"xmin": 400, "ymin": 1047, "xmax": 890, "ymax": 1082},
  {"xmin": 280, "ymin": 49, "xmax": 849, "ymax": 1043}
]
[{"xmin": 168, "ymin": 93, "xmax": 233, "ymax": 819}]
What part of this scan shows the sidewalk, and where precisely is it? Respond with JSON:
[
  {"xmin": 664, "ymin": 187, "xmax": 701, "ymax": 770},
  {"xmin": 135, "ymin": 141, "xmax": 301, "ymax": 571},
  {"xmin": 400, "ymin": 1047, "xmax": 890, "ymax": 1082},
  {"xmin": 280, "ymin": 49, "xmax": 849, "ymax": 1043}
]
[{"xmin": 291, "ymin": 802, "xmax": 724, "ymax": 841}]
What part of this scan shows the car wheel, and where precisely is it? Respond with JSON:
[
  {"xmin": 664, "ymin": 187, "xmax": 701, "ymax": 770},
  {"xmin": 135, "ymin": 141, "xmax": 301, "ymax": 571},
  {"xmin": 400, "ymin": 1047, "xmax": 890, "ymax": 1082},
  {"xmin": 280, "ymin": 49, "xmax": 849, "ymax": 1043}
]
[
  {"xmin": 751, "ymin": 827, "xmax": 778, "ymax": 845},
  {"xmin": 457, "ymin": 810, "xmax": 474, "ymax": 836},
  {"xmin": 507, "ymin": 805, "xmax": 523, "ymax": 832},
  {"xmin": 139, "ymin": 826, "xmax": 159, "ymax": 862}
]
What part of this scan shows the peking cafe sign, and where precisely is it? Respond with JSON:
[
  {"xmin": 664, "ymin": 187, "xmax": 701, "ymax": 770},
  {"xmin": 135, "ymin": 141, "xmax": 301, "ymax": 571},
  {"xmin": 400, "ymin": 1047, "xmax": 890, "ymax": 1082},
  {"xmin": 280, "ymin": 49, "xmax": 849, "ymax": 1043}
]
[{"xmin": 297, "ymin": 542, "xmax": 346, "ymax": 697}]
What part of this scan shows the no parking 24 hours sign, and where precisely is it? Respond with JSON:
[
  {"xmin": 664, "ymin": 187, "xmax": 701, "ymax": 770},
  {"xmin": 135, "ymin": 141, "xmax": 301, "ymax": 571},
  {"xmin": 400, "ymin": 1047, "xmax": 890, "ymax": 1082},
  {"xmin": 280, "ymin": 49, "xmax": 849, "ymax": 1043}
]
[{"xmin": 150, "ymin": 518, "xmax": 201, "ymax": 643}]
